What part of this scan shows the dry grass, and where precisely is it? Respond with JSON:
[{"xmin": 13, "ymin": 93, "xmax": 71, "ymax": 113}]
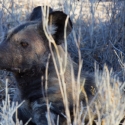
[{"xmin": 0, "ymin": 0, "xmax": 125, "ymax": 125}]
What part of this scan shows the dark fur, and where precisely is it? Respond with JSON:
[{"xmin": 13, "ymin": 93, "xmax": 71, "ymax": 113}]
[
  {"xmin": 0, "ymin": 6, "xmax": 97, "ymax": 125},
  {"xmin": 29, "ymin": 6, "xmax": 53, "ymax": 21},
  {"xmin": 7, "ymin": 22, "xmax": 37, "ymax": 40}
]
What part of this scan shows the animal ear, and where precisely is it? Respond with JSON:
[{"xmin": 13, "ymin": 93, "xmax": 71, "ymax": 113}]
[
  {"xmin": 29, "ymin": 6, "xmax": 53, "ymax": 21},
  {"xmin": 48, "ymin": 11, "xmax": 73, "ymax": 45}
]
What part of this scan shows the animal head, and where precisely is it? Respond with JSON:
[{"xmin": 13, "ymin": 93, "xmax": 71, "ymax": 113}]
[{"xmin": 0, "ymin": 6, "xmax": 72, "ymax": 73}]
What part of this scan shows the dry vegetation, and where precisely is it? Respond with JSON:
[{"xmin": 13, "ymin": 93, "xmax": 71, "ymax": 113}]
[{"xmin": 0, "ymin": 0, "xmax": 125, "ymax": 125}]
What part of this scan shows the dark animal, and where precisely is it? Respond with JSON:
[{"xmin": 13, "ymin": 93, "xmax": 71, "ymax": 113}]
[{"xmin": 0, "ymin": 6, "xmax": 97, "ymax": 125}]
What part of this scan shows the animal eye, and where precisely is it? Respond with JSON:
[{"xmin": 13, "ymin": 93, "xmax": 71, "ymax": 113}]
[{"xmin": 20, "ymin": 41, "xmax": 29, "ymax": 48}]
